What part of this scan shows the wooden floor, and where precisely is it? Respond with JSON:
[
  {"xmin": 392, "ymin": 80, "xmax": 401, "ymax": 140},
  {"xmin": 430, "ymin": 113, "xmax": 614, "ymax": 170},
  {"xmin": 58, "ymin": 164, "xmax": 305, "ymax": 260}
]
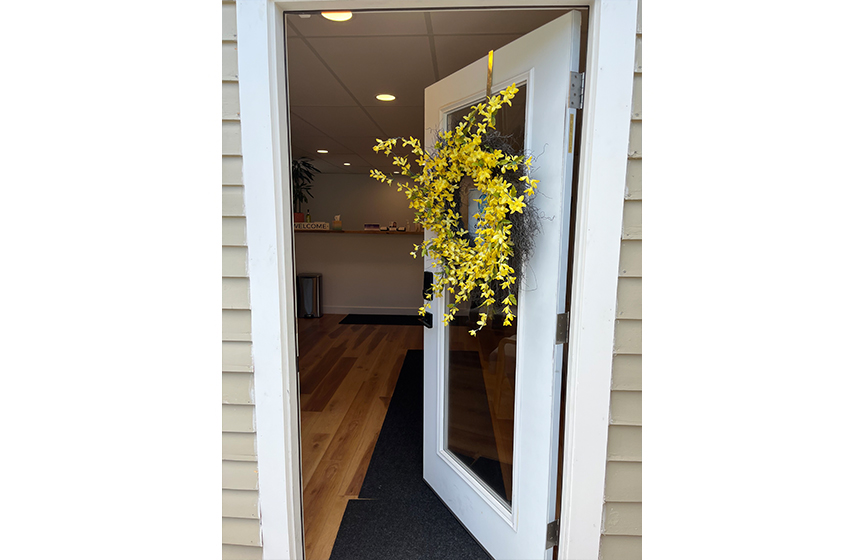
[{"xmin": 298, "ymin": 314, "xmax": 423, "ymax": 560}]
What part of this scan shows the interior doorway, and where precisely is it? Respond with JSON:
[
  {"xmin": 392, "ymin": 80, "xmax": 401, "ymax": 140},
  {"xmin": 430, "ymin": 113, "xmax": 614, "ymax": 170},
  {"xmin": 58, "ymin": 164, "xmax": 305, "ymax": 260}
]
[{"xmin": 285, "ymin": 8, "xmax": 578, "ymax": 559}]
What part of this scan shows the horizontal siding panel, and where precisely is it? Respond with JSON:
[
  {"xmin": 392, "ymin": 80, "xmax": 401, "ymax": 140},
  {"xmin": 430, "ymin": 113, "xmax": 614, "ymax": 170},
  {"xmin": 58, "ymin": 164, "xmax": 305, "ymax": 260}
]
[
  {"xmin": 223, "ymin": 460, "xmax": 259, "ymax": 490},
  {"xmin": 223, "ymin": 432, "xmax": 256, "ymax": 459},
  {"xmin": 616, "ymin": 277, "xmax": 641, "ymax": 320},
  {"xmin": 223, "ymin": 340, "xmax": 252, "ymax": 372},
  {"xmin": 223, "ymin": 217, "xmax": 247, "ymax": 246},
  {"xmin": 614, "ymin": 319, "xmax": 642, "ymax": 354},
  {"xmin": 611, "ymin": 354, "xmax": 642, "ymax": 390},
  {"xmin": 223, "ymin": 404, "xmax": 255, "ymax": 433},
  {"xmin": 618, "ymin": 240, "xmax": 641, "ymax": 277},
  {"xmin": 223, "ymin": 277, "xmax": 250, "ymax": 309},
  {"xmin": 605, "ymin": 502, "xmax": 641, "ymax": 536},
  {"xmin": 628, "ymin": 121, "xmax": 642, "ymax": 158},
  {"xmin": 634, "ymin": 35, "xmax": 642, "ymax": 73},
  {"xmin": 631, "ymin": 74, "xmax": 641, "ymax": 120},
  {"xmin": 605, "ymin": 461, "xmax": 641, "ymax": 502},
  {"xmin": 223, "ymin": 42, "xmax": 238, "ymax": 81},
  {"xmin": 223, "ymin": 246, "xmax": 248, "ymax": 277},
  {"xmin": 223, "ymin": 156, "xmax": 243, "ymax": 185},
  {"xmin": 625, "ymin": 159, "xmax": 642, "ymax": 200},
  {"xmin": 223, "ymin": 489, "xmax": 258, "ymax": 519},
  {"xmin": 610, "ymin": 391, "xmax": 641, "ymax": 426},
  {"xmin": 222, "ymin": 517, "xmax": 261, "ymax": 547},
  {"xmin": 222, "ymin": 544, "xmax": 263, "ymax": 560},
  {"xmin": 223, "ymin": 121, "xmax": 242, "ymax": 156},
  {"xmin": 600, "ymin": 535, "xmax": 641, "ymax": 560},
  {"xmin": 223, "ymin": 186, "xmax": 245, "ymax": 217},
  {"xmin": 607, "ymin": 425, "xmax": 641, "ymax": 462},
  {"xmin": 222, "ymin": 3, "xmax": 237, "ymax": 41},
  {"xmin": 223, "ymin": 82, "xmax": 241, "ymax": 119},
  {"xmin": 621, "ymin": 200, "xmax": 641, "ymax": 240},
  {"xmin": 223, "ymin": 309, "xmax": 252, "ymax": 341},
  {"xmin": 223, "ymin": 372, "xmax": 254, "ymax": 405}
]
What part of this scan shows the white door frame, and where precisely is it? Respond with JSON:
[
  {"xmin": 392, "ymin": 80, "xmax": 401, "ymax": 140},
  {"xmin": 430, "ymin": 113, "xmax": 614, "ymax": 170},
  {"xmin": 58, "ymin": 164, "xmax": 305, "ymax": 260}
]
[{"xmin": 235, "ymin": 1, "xmax": 637, "ymax": 558}]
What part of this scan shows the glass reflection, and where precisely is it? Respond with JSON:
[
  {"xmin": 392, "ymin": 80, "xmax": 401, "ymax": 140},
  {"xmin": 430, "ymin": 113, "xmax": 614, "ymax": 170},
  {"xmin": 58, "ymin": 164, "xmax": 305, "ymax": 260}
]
[{"xmin": 443, "ymin": 86, "xmax": 526, "ymax": 507}]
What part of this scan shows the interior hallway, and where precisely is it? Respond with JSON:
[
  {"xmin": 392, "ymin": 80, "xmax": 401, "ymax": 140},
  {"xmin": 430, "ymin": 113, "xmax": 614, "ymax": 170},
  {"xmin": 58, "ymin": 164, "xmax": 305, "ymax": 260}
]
[{"xmin": 298, "ymin": 314, "xmax": 423, "ymax": 560}]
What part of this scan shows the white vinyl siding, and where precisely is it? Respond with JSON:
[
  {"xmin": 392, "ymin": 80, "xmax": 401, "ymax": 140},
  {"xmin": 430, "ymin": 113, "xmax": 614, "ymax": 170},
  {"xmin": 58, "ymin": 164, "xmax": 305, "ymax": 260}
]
[
  {"xmin": 601, "ymin": 2, "xmax": 642, "ymax": 558},
  {"xmin": 222, "ymin": 2, "xmax": 261, "ymax": 559}
]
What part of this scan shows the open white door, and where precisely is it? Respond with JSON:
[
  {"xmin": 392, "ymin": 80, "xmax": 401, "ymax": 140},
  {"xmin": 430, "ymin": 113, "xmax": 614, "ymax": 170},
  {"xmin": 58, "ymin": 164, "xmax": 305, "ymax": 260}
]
[{"xmin": 423, "ymin": 11, "xmax": 582, "ymax": 560}]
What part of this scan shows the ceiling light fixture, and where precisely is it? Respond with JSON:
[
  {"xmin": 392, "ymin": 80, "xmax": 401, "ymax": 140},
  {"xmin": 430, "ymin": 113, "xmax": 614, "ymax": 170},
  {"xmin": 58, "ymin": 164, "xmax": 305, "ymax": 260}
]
[
  {"xmin": 317, "ymin": 149, "xmax": 328, "ymax": 154},
  {"xmin": 321, "ymin": 11, "xmax": 352, "ymax": 22},
  {"xmin": 343, "ymin": 162, "xmax": 351, "ymax": 166},
  {"xmin": 376, "ymin": 94, "xmax": 396, "ymax": 102}
]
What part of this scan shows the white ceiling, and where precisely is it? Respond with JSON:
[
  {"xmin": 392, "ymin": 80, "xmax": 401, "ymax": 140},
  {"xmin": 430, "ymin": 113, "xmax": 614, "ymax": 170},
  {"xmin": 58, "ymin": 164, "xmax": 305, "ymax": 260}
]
[{"xmin": 285, "ymin": 9, "xmax": 569, "ymax": 175}]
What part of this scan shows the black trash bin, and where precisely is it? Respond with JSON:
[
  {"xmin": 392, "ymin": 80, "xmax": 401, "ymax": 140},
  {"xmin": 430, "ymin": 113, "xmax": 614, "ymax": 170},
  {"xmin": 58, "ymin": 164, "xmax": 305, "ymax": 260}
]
[{"xmin": 296, "ymin": 273, "xmax": 322, "ymax": 318}]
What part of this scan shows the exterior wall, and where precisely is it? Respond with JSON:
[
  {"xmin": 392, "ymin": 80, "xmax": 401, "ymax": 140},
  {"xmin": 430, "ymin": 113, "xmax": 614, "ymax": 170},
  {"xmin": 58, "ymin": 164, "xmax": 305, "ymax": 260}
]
[
  {"xmin": 222, "ymin": 2, "xmax": 263, "ymax": 559},
  {"xmin": 601, "ymin": 2, "xmax": 642, "ymax": 559}
]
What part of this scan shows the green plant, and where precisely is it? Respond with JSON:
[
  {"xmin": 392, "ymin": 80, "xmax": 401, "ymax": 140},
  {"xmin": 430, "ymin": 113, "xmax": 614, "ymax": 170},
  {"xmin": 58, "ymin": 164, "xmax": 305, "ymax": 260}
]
[{"xmin": 292, "ymin": 157, "xmax": 320, "ymax": 213}]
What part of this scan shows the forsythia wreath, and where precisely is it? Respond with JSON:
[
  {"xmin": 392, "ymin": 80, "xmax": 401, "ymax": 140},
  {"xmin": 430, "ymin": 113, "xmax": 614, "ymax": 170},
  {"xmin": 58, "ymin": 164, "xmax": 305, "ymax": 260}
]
[{"xmin": 371, "ymin": 84, "xmax": 539, "ymax": 335}]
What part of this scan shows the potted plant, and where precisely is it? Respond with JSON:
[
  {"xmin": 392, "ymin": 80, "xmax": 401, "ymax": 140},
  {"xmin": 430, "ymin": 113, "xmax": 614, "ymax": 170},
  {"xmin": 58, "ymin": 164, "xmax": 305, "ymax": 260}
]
[{"xmin": 292, "ymin": 157, "xmax": 319, "ymax": 222}]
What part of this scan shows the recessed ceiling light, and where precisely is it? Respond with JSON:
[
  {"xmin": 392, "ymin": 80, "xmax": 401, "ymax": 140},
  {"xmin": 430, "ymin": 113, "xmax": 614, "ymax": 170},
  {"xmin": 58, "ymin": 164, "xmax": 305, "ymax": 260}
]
[
  {"xmin": 321, "ymin": 11, "xmax": 352, "ymax": 22},
  {"xmin": 376, "ymin": 94, "xmax": 396, "ymax": 102},
  {"xmin": 343, "ymin": 162, "xmax": 351, "ymax": 166},
  {"xmin": 317, "ymin": 149, "xmax": 328, "ymax": 154}
]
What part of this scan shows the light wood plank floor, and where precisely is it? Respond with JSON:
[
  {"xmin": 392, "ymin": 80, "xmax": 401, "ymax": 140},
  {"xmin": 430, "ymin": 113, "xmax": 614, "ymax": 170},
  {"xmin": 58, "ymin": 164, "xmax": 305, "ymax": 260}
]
[{"xmin": 298, "ymin": 314, "xmax": 423, "ymax": 560}]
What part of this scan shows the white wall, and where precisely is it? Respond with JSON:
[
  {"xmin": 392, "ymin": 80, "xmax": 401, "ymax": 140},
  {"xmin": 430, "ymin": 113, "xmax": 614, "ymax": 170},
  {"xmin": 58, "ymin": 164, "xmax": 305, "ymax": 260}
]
[
  {"xmin": 299, "ymin": 172, "xmax": 415, "ymax": 230},
  {"xmin": 294, "ymin": 173, "xmax": 423, "ymax": 315}
]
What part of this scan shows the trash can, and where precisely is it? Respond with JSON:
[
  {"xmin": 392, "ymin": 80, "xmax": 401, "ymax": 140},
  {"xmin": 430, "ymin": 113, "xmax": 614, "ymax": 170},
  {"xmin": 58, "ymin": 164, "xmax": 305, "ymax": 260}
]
[{"xmin": 297, "ymin": 273, "xmax": 322, "ymax": 318}]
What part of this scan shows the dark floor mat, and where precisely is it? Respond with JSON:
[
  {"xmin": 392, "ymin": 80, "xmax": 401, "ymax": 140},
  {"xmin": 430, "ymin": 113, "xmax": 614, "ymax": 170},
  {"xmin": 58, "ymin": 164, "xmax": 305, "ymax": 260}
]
[
  {"xmin": 357, "ymin": 349, "xmax": 425, "ymax": 500},
  {"xmin": 330, "ymin": 349, "xmax": 491, "ymax": 560},
  {"xmin": 339, "ymin": 314, "xmax": 424, "ymax": 326},
  {"xmin": 329, "ymin": 491, "xmax": 489, "ymax": 560}
]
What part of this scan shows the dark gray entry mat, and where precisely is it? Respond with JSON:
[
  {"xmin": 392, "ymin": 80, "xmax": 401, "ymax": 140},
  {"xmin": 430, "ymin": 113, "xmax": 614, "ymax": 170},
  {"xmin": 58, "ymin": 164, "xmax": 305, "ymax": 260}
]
[{"xmin": 328, "ymin": 350, "xmax": 491, "ymax": 560}]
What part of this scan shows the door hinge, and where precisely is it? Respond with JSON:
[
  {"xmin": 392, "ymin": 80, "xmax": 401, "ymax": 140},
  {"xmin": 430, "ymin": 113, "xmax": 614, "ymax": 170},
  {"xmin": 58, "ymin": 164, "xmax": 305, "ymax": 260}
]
[
  {"xmin": 546, "ymin": 519, "xmax": 560, "ymax": 549},
  {"xmin": 556, "ymin": 312, "xmax": 570, "ymax": 344},
  {"xmin": 569, "ymin": 72, "xmax": 585, "ymax": 109}
]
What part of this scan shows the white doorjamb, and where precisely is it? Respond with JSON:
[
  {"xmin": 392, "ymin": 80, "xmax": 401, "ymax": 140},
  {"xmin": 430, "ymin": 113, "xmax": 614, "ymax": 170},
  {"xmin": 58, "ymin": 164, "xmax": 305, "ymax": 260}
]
[
  {"xmin": 236, "ymin": 1, "xmax": 638, "ymax": 559},
  {"xmin": 236, "ymin": 1, "xmax": 303, "ymax": 559},
  {"xmin": 557, "ymin": 2, "xmax": 638, "ymax": 559}
]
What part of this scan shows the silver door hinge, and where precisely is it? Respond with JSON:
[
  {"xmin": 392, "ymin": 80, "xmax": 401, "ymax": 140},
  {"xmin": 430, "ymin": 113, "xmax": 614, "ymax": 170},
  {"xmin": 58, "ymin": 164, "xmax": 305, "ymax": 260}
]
[
  {"xmin": 569, "ymin": 72, "xmax": 585, "ymax": 109},
  {"xmin": 546, "ymin": 519, "xmax": 560, "ymax": 549},
  {"xmin": 556, "ymin": 312, "xmax": 570, "ymax": 344}
]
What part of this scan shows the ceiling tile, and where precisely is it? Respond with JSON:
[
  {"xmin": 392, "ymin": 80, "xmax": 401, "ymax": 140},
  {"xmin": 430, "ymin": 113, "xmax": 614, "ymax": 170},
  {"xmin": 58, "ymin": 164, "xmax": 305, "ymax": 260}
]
[
  {"xmin": 429, "ymin": 10, "xmax": 568, "ymax": 36},
  {"xmin": 287, "ymin": 12, "xmax": 428, "ymax": 37},
  {"xmin": 307, "ymin": 36, "xmax": 435, "ymax": 107},
  {"xmin": 286, "ymin": 38, "xmax": 356, "ymax": 107},
  {"xmin": 336, "ymin": 136, "xmax": 399, "ymax": 168},
  {"xmin": 364, "ymin": 106, "xmax": 424, "ymax": 140},
  {"xmin": 290, "ymin": 133, "xmax": 352, "ymax": 158},
  {"xmin": 288, "ymin": 112, "xmax": 327, "ymax": 138},
  {"xmin": 433, "ymin": 34, "xmax": 523, "ymax": 78},
  {"xmin": 293, "ymin": 106, "xmax": 384, "ymax": 138}
]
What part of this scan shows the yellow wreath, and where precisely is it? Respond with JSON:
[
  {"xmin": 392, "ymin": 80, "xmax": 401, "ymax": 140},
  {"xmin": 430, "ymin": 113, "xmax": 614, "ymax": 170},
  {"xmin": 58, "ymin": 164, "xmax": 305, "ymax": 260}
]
[{"xmin": 371, "ymin": 84, "xmax": 538, "ymax": 335}]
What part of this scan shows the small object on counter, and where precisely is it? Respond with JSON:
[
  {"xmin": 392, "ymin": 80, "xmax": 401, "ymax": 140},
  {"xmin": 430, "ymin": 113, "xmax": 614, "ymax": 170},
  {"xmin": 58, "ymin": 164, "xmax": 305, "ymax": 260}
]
[
  {"xmin": 332, "ymin": 215, "xmax": 342, "ymax": 231},
  {"xmin": 364, "ymin": 223, "xmax": 379, "ymax": 231},
  {"xmin": 305, "ymin": 210, "xmax": 311, "ymax": 222},
  {"xmin": 397, "ymin": 226, "xmax": 406, "ymax": 232},
  {"xmin": 379, "ymin": 226, "xmax": 388, "ymax": 231}
]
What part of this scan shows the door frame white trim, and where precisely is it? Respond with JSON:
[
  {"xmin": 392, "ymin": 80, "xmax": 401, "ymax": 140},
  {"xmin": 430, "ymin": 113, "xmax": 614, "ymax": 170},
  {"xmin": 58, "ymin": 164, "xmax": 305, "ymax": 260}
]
[{"xmin": 235, "ymin": 1, "xmax": 638, "ymax": 559}]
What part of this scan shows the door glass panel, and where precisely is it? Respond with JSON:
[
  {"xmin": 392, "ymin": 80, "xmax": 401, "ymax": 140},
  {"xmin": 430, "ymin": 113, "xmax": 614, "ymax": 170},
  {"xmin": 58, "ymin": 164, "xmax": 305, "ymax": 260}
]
[{"xmin": 443, "ymin": 86, "xmax": 526, "ymax": 508}]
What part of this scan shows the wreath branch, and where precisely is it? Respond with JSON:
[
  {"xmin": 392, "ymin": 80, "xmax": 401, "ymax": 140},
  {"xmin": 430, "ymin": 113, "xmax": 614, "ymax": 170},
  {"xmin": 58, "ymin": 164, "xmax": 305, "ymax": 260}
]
[{"xmin": 371, "ymin": 84, "xmax": 539, "ymax": 335}]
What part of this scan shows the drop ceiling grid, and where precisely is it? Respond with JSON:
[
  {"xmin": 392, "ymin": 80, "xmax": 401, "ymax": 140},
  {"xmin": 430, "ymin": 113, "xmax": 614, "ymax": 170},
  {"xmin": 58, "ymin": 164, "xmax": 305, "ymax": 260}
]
[{"xmin": 285, "ymin": 9, "xmax": 569, "ymax": 174}]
